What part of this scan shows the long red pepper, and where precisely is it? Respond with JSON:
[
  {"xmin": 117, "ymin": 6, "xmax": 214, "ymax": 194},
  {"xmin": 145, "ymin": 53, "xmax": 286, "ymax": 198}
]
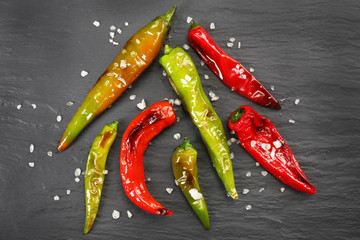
[
  {"xmin": 228, "ymin": 105, "xmax": 316, "ymax": 194},
  {"xmin": 188, "ymin": 21, "xmax": 281, "ymax": 109},
  {"xmin": 120, "ymin": 101, "xmax": 176, "ymax": 215}
]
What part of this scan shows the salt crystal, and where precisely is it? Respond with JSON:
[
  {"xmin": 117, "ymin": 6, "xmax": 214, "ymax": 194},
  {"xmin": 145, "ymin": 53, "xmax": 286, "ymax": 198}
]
[
  {"xmin": 168, "ymin": 99, "xmax": 174, "ymax": 105},
  {"xmin": 238, "ymin": 42, "xmax": 241, "ymax": 49},
  {"xmin": 230, "ymin": 130, "xmax": 236, "ymax": 135},
  {"xmin": 230, "ymin": 138, "xmax": 237, "ymax": 143},
  {"xmin": 227, "ymin": 42, "xmax": 233, "ymax": 48},
  {"xmin": 103, "ymin": 170, "xmax": 108, "ymax": 175},
  {"xmin": 135, "ymin": 39, "xmax": 140, "ymax": 44},
  {"xmin": 109, "ymin": 39, "xmax": 113, "ymax": 43},
  {"xmin": 183, "ymin": 44, "xmax": 190, "ymax": 50},
  {"xmin": 261, "ymin": 143, "xmax": 271, "ymax": 151},
  {"xmin": 80, "ymin": 70, "xmax": 88, "ymax": 77},
  {"xmin": 113, "ymin": 41, "xmax": 119, "ymax": 46},
  {"xmin": 173, "ymin": 133, "xmax": 181, "ymax": 140},
  {"xmin": 246, "ymin": 171, "xmax": 251, "ymax": 177},
  {"xmin": 128, "ymin": 85, "xmax": 132, "ymax": 89},
  {"xmin": 124, "ymin": 22, "xmax": 129, "ymax": 26},
  {"xmin": 147, "ymin": 177, "xmax": 151, "ymax": 182},
  {"xmin": 17, "ymin": 104, "xmax": 22, "ymax": 110},
  {"xmin": 280, "ymin": 187, "xmax": 285, "ymax": 192},
  {"xmin": 229, "ymin": 37, "xmax": 235, "ymax": 42},
  {"xmin": 243, "ymin": 189, "xmax": 250, "ymax": 195},
  {"xmin": 210, "ymin": 22, "xmax": 215, "ymax": 29},
  {"xmin": 56, "ymin": 115, "xmax": 62, "ymax": 122},
  {"xmin": 120, "ymin": 60, "xmax": 127, "ymax": 69},
  {"xmin": 270, "ymin": 147, "xmax": 276, "ymax": 159},
  {"xmin": 200, "ymin": 61, "xmax": 205, "ymax": 66},
  {"xmin": 256, "ymin": 162, "xmax": 260, "ymax": 167},
  {"xmin": 54, "ymin": 195, "xmax": 60, "ymax": 201},
  {"xmin": 261, "ymin": 171, "xmax": 268, "ymax": 176},
  {"xmin": 75, "ymin": 177, "xmax": 80, "ymax": 182},
  {"xmin": 117, "ymin": 28, "xmax": 122, "ymax": 34},
  {"xmin": 295, "ymin": 98, "xmax": 300, "ymax": 105},
  {"xmin": 137, "ymin": 99, "xmax": 146, "ymax": 110},
  {"xmin": 93, "ymin": 21, "xmax": 100, "ymax": 27},
  {"xmin": 66, "ymin": 101, "xmax": 73, "ymax": 106},
  {"xmin": 227, "ymin": 140, "xmax": 232, "ymax": 146},
  {"xmin": 110, "ymin": 25, "xmax": 116, "ymax": 31},
  {"xmin": 66, "ymin": 190, "xmax": 71, "ymax": 195},
  {"xmin": 166, "ymin": 188, "xmax": 173, "ymax": 194},
  {"xmin": 127, "ymin": 210, "xmax": 132, "ymax": 218},
  {"xmin": 249, "ymin": 68, "xmax": 254, "ymax": 72},
  {"xmin": 176, "ymin": 117, "xmax": 180, "ymax": 122},
  {"xmin": 230, "ymin": 152, "xmax": 234, "ymax": 159},
  {"xmin": 112, "ymin": 210, "xmax": 120, "ymax": 219},
  {"xmin": 31, "ymin": 104, "xmax": 37, "ymax": 109},
  {"xmin": 204, "ymin": 74, "xmax": 209, "ymax": 80},
  {"xmin": 289, "ymin": 119, "xmax": 296, "ymax": 124},
  {"xmin": 174, "ymin": 99, "xmax": 181, "ymax": 106},
  {"xmin": 259, "ymin": 187, "xmax": 265, "ymax": 192},
  {"xmin": 28, "ymin": 162, "xmax": 35, "ymax": 167},
  {"xmin": 30, "ymin": 144, "xmax": 34, "ymax": 153},
  {"xmin": 209, "ymin": 91, "xmax": 215, "ymax": 98},
  {"xmin": 109, "ymin": 32, "xmax": 115, "ymax": 38},
  {"xmin": 189, "ymin": 188, "xmax": 203, "ymax": 200},
  {"xmin": 129, "ymin": 95, "xmax": 136, "ymax": 100},
  {"xmin": 74, "ymin": 168, "xmax": 81, "ymax": 177},
  {"xmin": 47, "ymin": 151, "xmax": 53, "ymax": 157},
  {"xmin": 162, "ymin": 70, "xmax": 167, "ymax": 76},
  {"xmin": 250, "ymin": 140, "xmax": 256, "ymax": 147},
  {"xmin": 187, "ymin": 16, "xmax": 193, "ymax": 24},
  {"xmin": 270, "ymin": 86, "xmax": 275, "ymax": 91},
  {"xmin": 211, "ymin": 96, "xmax": 219, "ymax": 102},
  {"xmin": 273, "ymin": 140, "xmax": 282, "ymax": 148},
  {"xmin": 245, "ymin": 205, "xmax": 252, "ymax": 210}
]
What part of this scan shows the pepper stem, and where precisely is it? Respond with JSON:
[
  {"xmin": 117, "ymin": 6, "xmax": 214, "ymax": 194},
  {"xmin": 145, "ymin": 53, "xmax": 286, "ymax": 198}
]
[
  {"xmin": 179, "ymin": 137, "xmax": 194, "ymax": 150},
  {"xmin": 231, "ymin": 108, "xmax": 246, "ymax": 123},
  {"xmin": 163, "ymin": 5, "xmax": 177, "ymax": 24},
  {"xmin": 190, "ymin": 20, "xmax": 201, "ymax": 30},
  {"xmin": 164, "ymin": 45, "xmax": 173, "ymax": 55}
]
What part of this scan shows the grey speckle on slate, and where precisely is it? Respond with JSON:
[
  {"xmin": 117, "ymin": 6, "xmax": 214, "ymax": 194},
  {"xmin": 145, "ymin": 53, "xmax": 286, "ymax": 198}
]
[{"xmin": 1, "ymin": 0, "xmax": 360, "ymax": 239}]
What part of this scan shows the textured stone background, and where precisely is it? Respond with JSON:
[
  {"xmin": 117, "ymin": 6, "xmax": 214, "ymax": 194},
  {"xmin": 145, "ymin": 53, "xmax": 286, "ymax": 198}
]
[{"xmin": 1, "ymin": 0, "xmax": 359, "ymax": 239}]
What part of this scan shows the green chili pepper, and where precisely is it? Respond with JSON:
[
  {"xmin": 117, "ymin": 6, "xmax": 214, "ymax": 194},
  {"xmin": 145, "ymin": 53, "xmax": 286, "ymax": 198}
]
[
  {"xmin": 83, "ymin": 121, "xmax": 118, "ymax": 234},
  {"xmin": 159, "ymin": 45, "xmax": 238, "ymax": 199},
  {"xmin": 172, "ymin": 138, "xmax": 210, "ymax": 230}
]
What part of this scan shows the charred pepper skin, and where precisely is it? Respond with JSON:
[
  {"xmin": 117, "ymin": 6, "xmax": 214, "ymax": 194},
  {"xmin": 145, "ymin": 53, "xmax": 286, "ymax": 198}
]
[
  {"xmin": 229, "ymin": 105, "xmax": 316, "ymax": 194},
  {"xmin": 159, "ymin": 45, "xmax": 238, "ymax": 200},
  {"xmin": 84, "ymin": 121, "xmax": 118, "ymax": 234},
  {"xmin": 120, "ymin": 101, "xmax": 176, "ymax": 216},
  {"xmin": 58, "ymin": 6, "xmax": 177, "ymax": 152},
  {"xmin": 188, "ymin": 21, "xmax": 281, "ymax": 109},
  {"xmin": 172, "ymin": 138, "xmax": 210, "ymax": 230}
]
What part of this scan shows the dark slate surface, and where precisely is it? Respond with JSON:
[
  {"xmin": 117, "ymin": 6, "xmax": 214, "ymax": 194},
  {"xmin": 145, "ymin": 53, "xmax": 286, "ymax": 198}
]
[{"xmin": 1, "ymin": 0, "xmax": 360, "ymax": 239}]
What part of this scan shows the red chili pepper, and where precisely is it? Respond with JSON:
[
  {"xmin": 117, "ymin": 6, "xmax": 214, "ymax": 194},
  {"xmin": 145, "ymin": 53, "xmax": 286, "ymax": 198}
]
[
  {"xmin": 228, "ymin": 105, "xmax": 316, "ymax": 194},
  {"xmin": 188, "ymin": 21, "xmax": 281, "ymax": 109},
  {"xmin": 120, "ymin": 101, "xmax": 176, "ymax": 215}
]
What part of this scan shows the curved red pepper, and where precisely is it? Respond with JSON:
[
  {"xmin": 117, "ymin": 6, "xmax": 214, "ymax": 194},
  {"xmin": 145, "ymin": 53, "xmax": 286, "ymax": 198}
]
[
  {"xmin": 188, "ymin": 21, "xmax": 281, "ymax": 109},
  {"xmin": 120, "ymin": 101, "xmax": 176, "ymax": 215},
  {"xmin": 228, "ymin": 105, "xmax": 316, "ymax": 194}
]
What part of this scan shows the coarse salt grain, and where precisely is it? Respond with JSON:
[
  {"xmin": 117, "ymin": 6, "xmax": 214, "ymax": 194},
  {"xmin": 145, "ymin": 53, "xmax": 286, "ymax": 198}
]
[
  {"xmin": 17, "ymin": 104, "xmax": 22, "ymax": 110},
  {"xmin": 238, "ymin": 42, "xmax": 241, "ymax": 49},
  {"xmin": 146, "ymin": 177, "xmax": 151, "ymax": 182},
  {"xmin": 166, "ymin": 188, "xmax": 173, "ymax": 194},
  {"xmin": 249, "ymin": 68, "xmax": 254, "ymax": 72},
  {"xmin": 230, "ymin": 152, "xmax": 234, "ymax": 159},
  {"xmin": 250, "ymin": 140, "xmax": 256, "ymax": 147},
  {"xmin": 200, "ymin": 61, "xmax": 205, "ymax": 66},
  {"xmin": 227, "ymin": 42, "xmax": 233, "ymax": 48},
  {"xmin": 120, "ymin": 60, "xmax": 127, "ymax": 69},
  {"xmin": 189, "ymin": 188, "xmax": 203, "ymax": 200},
  {"xmin": 56, "ymin": 115, "xmax": 62, "ymax": 122},
  {"xmin": 256, "ymin": 162, "xmax": 260, "ymax": 167},
  {"xmin": 47, "ymin": 151, "xmax": 53, "ymax": 157},
  {"xmin": 103, "ymin": 170, "xmax": 108, "ymax": 175},
  {"xmin": 74, "ymin": 168, "xmax": 81, "ymax": 177},
  {"xmin": 246, "ymin": 171, "xmax": 251, "ymax": 177},
  {"xmin": 28, "ymin": 162, "xmax": 35, "ymax": 167},
  {"xmin": 129, "ymin": 95, "xmax": 136, "ymax": 100},
  {"xmin": 117, "ymin": 28, "xmax": 122, "ymax": 34},
  {"xmin": 204, "ymin": 74, "xmax": 209, "ymax": 80},
  {"xmin": 125, "ymin": 22, "xmax": 129, "ymax": 26},
  {"xmin": 270, "ymin": 86, "xmax": 275, "ymax": 91},
  {"xmin": 187, "ymin": 16, "xmax": 193, "ymax": 23},
  {"xmin": 109, "ymin": 39, "xmax": 113, "ymax": 43},
  {"xmin": 93, "ymin": 21, "xmax": 100, "ymax": 27},
  {"xmin": 261, "ymin": 171, "xmax": 268, "ymax": 176},
  {"xmin": 173, "ymin": 133, "xmax": 181, "ymax": 140},
  {"xmin": 259, "ymin": 187, "xmax": 265, "ymax": 192},
  {"xmin": 295, "ymin": 98, "xmax": 300, "ymax": 105},
  {"xmin": 183, "ymin": 44, "xmax": 190, "ymax": 50},
  {"xmin": 127, "ymin": 210, "xmax": 132, "ymax": 218},
  {"xmin": 66, "ymin": 190, "xmax": 71, "ymax": 195},
  {"xmin": 31, "ymin": 104, "xmax": 37, "ymax": 109},
  {"xmin": 112, "ymin": 210, "xmax": 120, "ymax": 219},
  {"xmin": 273, "ymin": 140, "xmax": 282, "ymax": 148},
  {"xmin": 110, "ymin": 25, "xmax": 116, "ymax": 31},
  {"xmin": 176, "ymin": 117, "xmax": 180, "ymax": 122},
  {"xmin": 289, "ymin": 119, "xmax": 296, "ymax": 124},
  {"xmin": 261, "ymin": 143, "xmax": 271, "ymax": 151},
  {"xmin": 75, "ymin": 177, "xmax": 80, "ymax": 182},
  {"xmin": 66, "ymin": 101, "xmax": 73, "ymax": 106},
  {"xmin": 162, "ymin": 70, "xmax": 167, "ymax": 76},
  {"xmin": 229, "ymin": 37, "xmax": 235, "ymax": 42},
  {"xmin": 211, "ymin": 96, "xmax": 219, "ymax": 102},
  {"xmin": 54, "ymin": 195, "xmax": 60, "ymax": 201},
  {"xmin": 112, "ymin": 41, "xmax": 119, "ymax": 46},
  {"xmin": 109, "ymin": 32, "xmax": 115, "ymax": 38},
  {"xmin": 230, "ymin": 138, "xmax": 236, "ymax": 143},
  {"xmin": 243, "ymin": 189, "xmax": 250, "ymax": 195},
  {"xmin": 209, "ymin": 91, "xmax": 215, "ymax": 98},
  {"xmin": 227, "ymin": 140, "xmax": 232, "ymax": 146},
  {"xmin": 174, "ymin": 99, "xmax": 181, "ymax": 106},
  {"xmin": 280, "ymin": 187, "xmax": 286, "ymax": 192},
  {"xmin": 135, "ymin": 39, "xmax": 140, "ymax": 44},
  {"xmin": 270, "ymin": 147, "xmax": 276, "ymax": 159},
  {"xmin": 245, "ymin": 205, "xmax": 252, "ymax": 211},
  {"xmin": 210, "ymin": 22, "xmax": 215, "ymax": 29},
  {"xmin": 80, "ymin": 70, "xmax": 88, "ymax": 77},
  {"xmin": 137, "ymin": 99, "xmax": 146, "ymax": 110},
  {"xmin": 168, "ymin": 99, "xmax": 174, "ymax": 105},
  {"xmin": 30, "ymin": 144, "xmax": 34, "ymax": 153}
]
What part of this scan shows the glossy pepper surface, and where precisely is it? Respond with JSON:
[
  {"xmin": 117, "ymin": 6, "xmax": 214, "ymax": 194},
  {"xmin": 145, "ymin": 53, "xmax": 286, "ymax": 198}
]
[
  {"xmin": 172, "ymin": 138, "xmax": 210, "ymax": 230},
  {"xmin": 84, "ymin": 121, "xmax": 118, "ymax": 234},
  {"xmin": 58, "ymin": 6, "xmax": 176, "ymax": 152},
  {"xmin": 229, "ymin": 105, "xmax": 316, "ymax": 194},
  {"xmin": 188, "ymin": 21, "xmax": 281, "ymax": 109},
  {"xmin": 159, "ymin": 45, "xmax": 238, "ymax": 199},
  {"xmin": 120, "ymin": 101, "xmax": 176, "ymax": 215}
]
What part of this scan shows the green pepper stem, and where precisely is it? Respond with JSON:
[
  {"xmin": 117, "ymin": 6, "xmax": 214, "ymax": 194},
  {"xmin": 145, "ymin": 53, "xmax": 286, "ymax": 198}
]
[
  {"xmin": 179, "ymin": 137, "xmax": 195, "ymax": 150},
  {"xmin": 231, "ymin": 108, "xmax": 246, "ymax": 123},
  {"xmin": 163, "ymin": 5, "xmax": 177, "ymax": 24},
  {"xmin": 190, "ymin": 20, "xmax": 201, "ymax": 30}
]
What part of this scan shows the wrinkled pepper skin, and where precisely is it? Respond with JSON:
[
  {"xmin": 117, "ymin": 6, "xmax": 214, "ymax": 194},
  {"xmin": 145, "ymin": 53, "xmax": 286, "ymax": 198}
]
[
  {"xmin": 159, "ymin": 46, "xmax": 238, "ymax": 199},
  {"xmin": 172, "ymin": 138, "xmax": 210, "ymax": 230},
  {"xmin": 229, "ymin": 105, "xmax": 316, "ymax": 194},
  {"xmin": 58, "ymin": 6, "xmax": 176, "ymax": 152},
  {"xmin": 120, "ymin": 101, "xmax": 176, "ymax": 215},
  {"xmin": 188, "ymin": 21, "xmax": 281, "ymax": 109},
  {"xmin": 84, "ymin": 121, "xmax": 118, "ymax": 234}
]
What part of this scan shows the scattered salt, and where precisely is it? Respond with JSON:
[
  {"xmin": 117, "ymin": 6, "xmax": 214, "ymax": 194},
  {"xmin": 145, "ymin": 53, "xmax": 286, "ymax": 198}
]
[
  {"xmin": 74, "ymin": 168, "xmax": 81, "ymax": 177},
  {"xmin": 273, "ymin": 140, "xmax": 282, "ymax": 148},
  {"xmin": 47, "ymin": 151, "xmax": 53, "ymax": 157},
  {"xmin": 127, "ymin": 210, "xmax": 132, "ymax": 218},
  {"xmin": 110, "ymin": 25, "xmax": 116, "ymax": 31},
  {"xmin": 261, "ymin": 143, "xmax": 271, "ymax": 151},
  {"xmin": 28, "ymin": 162, "xmax": 35, "ymax": 167},
  {"xmin": 189, "ymin": 188, "xmax": 203, "ymax": 200},
  {"xmin": 66, "ymin": 190, "xmax": 71, "ymax": 195},
  {"xmin": 128, "ymin": 85, "xmax": 132, "ymax": 89},
  {"xmin": 120, "ymin": 60, "xmax": 127, "ymax": 69},
  {"xmin": 295, "ymin": 98, "xmax": 300, "ymax": 105},
  {"xmin": 259, "ymin": 187, "xmax": 265, "ymax": 192},
  {"xmin": 103, "ymin": 170, "xmax": 108, "ymax": 175},
  {"xmin": 227, "ymin": 42, "xmax": 233, "ymax": 48},
  {"xmin": 124, "ymin": 22, "xmax": 129, "ymax": 26},
  {"xmin": 289, "ymin": 119, "xmax": 296, "ymax": 124},
  {"xmin": 54, "ymin": 195, "xmax": 60, "ymax": 201},
  {"xmin": 200, "ymin": 61, "xmax": 205, "ymax": 66},
  {"xmin": 17, "ymin": 104, "xmax": 22, "ymax": 110},
  {"xmin": 230, "ymin": 138, "xmax": 237, "ymax": 143},
  {"xmin": 243, "ymin": 189, "xmax": 250, "ymax": 195},
  {"xmin": 146, "ymin": 177, "xmax": 151, "ymax": 182},
  {"xmin": 56, "ymin": 115, "xmax": 62, "ymax": 122},
  {"xmin": 210, "ymin": 22, "xmax": 215, "ymax": 29},
  {"xmin": 117, "ymin": 28, "xmax": 122, "ymax": 34},
  {"xmin": 246, "ymin": 171, "xmax": 251, "ymax": 177},
  {"xmin": 261, "ymin": 171, "xmax": 268, "ymax": 176},
  {"xmin": 249, "ymin": 68, "xmax": 254, "ymax": 72},
  {"xmin": 166, "ymin": 188, "xmax": 173, "ymax": 194},
  {"xmin": 129, "ymin": 95, "xmax": 136, "ymax": 100},
  {"xmin": 30, "ymin": 144, "xmax": 34, "ymax": 153},
  {"xmin": 173, "ymin": 133, "xmax": 181, "ymax": 140},
  {"xmin": 174, "ymin": 99, "xmax": 181, "ymax": 106},
  {"xmin": 270, "ymin": 86, "xmax": 275, "ymax": 91},
  {"xmin": 183, "ymin": 44, "xmax": 190, "ymax": 50},
  {"xmin": 229, "ymin": 37, "xmax": 235, "ymax": 42},
  {"xmin": 135, "ymin": 39, "xmax": 140, "ymax": 44},
  {"xmin": 245, "ymin": 205, "xmax": 252, "ymax": 211},
  {"xmin": 137, "ymin": 99, "xmax": 146, "ymax": 110},
  {"xmin": 238, "ymin": 42, "xmax": 241, "ymax": 49},
  {"xmin": 75, "ymin": 177, "xmax": 80, "ymax": 183},
  {"xmin": 109, "ymin": 39, "xmax": 113, "ymax": 43},
  {"xmin": 187, "ymin": 16, "xmax": 193, "ymax": 24},
  {"xmin": 270, "ymin": 147, "xmax": 276, "ymax": 159},
  {"xmin": 211, "ymin": 96, "xmax": 219, "ymax": 102},
  {"xmin": 227, "ymin": 140, "xmax": 232, "ymax": 146},
  {"xmin": 256, "ymin": 162, "xmax": 260, "ymax": 167},
  {"xmin": 66, "ymin": 101, "xmax": 73, "ymax": 106},
  {"xmin": 209, "ymin": 91, "xmax": 215, "ymax": 98},
  {"xmin": 280, "ymin": 187, "xmax": 285, "ymax": 192},
  {"xmin": 162, "ymin": 70, "xmax": 167, "ymax": 76},
  {"xmin": 250, "ymin": 140, "xmax": 256, "ymax": 148},
  {"xmin": 230, "ymin": 152, "xmax": 234, "ymax": 159},
  {"xmin": 93, "ymin": 21, "xmax": 100, "ymax": 27},
  {"xmin": 204, "ymin": 74, "xmax": 209, "ymax": 80},
  {"xmin": 112, "ymin": 210, "xmax": 120, "ymax": 219},
  {"xmin": 31, "ymin": 104, "xmax": 37, "ymax": 109},
  {"xmin": 176, "ymin": 117, "xmax": 180, "ymax": 122},
  {"xmin": 109, "ymin": 32, "xmax": 115, "ymax": 38},
  {"xmin": 80, "ymin": 70, "xmax": 88, "ymax": 77}
]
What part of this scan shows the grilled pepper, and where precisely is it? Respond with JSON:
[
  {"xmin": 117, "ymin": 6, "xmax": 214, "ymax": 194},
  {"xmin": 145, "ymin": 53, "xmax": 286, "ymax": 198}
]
[
  {"xmin": 58, "ymin": 5, "xmax": 176, "ymax": 151},
  {"xmin": 84, "ymin": 121, "xmax": 118, "ymax": 234},
  {"xmin": 120, "ymin": 101, "xmax": 176, "ymax": 215},
  {"xmin": 188, "ymin": 20, "xmax": 281, "ymax": 109},
  {"xmin": 159, "ymin": 45, "xmax": 238, "ymax": 199},
  {"xmin": 172, "ymin": 138, "xmax": 210, "ymax": 230},
  {"xmin": 229, "ymin": 105, "xmax": 316, "ymax": 194}
]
